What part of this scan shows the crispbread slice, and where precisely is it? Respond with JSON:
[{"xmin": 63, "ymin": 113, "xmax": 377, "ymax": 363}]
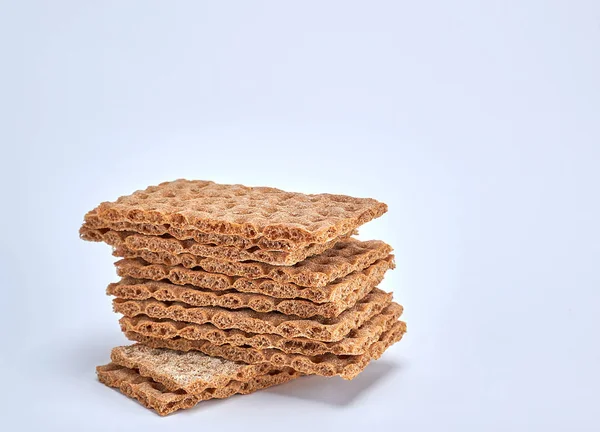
[
  {"xmin": 97, "ymin": 362, "xmax": 299, "ymax": 416},
  {"xmin": 84, "ymin": 210, "xmax": 356, "ymax": 251},
  {"xmin": 81, "ymin": 227, "xmax": 345, "ymax": 266},
  {"xmin": 108, "ymin": 272, "xmax": 378, "ymax": 320},
  {"xmin": 125, "ymin": 320, "xmax": 407, "ymax": 380},
  {"xmin": 108, "ymin": 257, "xmax": 390, "ymax": 319},
  {"xmin": 113, "ymin": 288, "xmax": 392, "ymax": 342},
  {"xmin": 112, "ymin": 238, "xmax": 392, "ymax": 288},
  {"xmin": 118, "ymin": 303, "xmax": 403, "ymax": 356},
  {"xmin": 114, "ymin": 254, "xmax": 393, "ymax": 306},
  {"xmin": 110, "ymin": 345, "xmax": 272, "ymax": 394},
  {"xmin": 88, "ymin": 179, "xmax": 387, "ymax": 245}
]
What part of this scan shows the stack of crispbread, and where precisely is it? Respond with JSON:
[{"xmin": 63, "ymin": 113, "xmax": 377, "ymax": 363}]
[{"xmin": 81, "ymin": 179, "xmax": 406, "ymax": 415}]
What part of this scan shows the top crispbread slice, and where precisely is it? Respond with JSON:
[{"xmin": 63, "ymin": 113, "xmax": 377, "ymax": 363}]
[
  {"xmin": 110, "ymin": 344, "xmax": 271, "ymax": 394},
  {"xmin": 88, "ymin": 179, "xmax": 387, "ymax": 245},
  {"xmin": 80, "ymin": 226, "xmax": 345, "ymax": 266},
  {"xmin": 83, "ymin": 209, "xmax": 358, "ymax": 251}
]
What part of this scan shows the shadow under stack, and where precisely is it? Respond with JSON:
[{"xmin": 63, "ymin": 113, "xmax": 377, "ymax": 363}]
[{"xmin": 80, "ymin": 179, "xmax": 406, "ymax": 415}]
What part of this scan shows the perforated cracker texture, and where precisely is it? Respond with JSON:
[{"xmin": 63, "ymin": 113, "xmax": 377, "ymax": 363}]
[{"xmin": 90, "ymin": 179, "xmax": 387, "ymax": 244}]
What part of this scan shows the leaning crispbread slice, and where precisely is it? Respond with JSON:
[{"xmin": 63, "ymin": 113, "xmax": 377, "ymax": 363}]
[{"xmin": 97, "ymin": 361, "xmax": 299, "ymax": 416}]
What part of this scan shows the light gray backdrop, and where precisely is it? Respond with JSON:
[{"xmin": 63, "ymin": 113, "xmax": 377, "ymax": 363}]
[{"xmin": 1, "ymin": 1, "xmax": 599, "ymax": 431}]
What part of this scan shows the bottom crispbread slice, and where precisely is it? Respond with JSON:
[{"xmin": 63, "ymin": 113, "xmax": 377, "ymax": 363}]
[
  {"xmin": 97, "ymin": 363, "xmax": 299, "ymax": 416},
  {"xmin": 110, "ymin": 345, "xmax": 272, "ymax": 394},
  {"xmin": 125, "ymin": 319, "xmax": 407, "ymax": 380}
]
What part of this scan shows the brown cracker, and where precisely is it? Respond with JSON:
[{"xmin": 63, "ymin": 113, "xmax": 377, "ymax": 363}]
[
  {"xmin": 113, "ymin": 288, "xmax": 392, "ymax": 342},
  {"xmin": 111, "ymin": 256, "xmax": 393, "ymax": 313},
  {"xmin": 83, "ymin": 210, "xmax": 356, "ymax": 251},
  {"xmin": 118, "ymin": 303, "xmax": 402, "ymax": 356},
  {"xmin": 107, "ymin": 269, "xmax": 382, "ymax": 319},
  {"xmin": 81, "ymin": 226, "xmax": 346, "ymax": 266},
  {"xmin": 97, "ymin": 363, "xmax": 299, "ymax": 416},
  {"xmin": 89, "ymin": 179, "xmax": 387, "ymax": 244},
  {"xmin": 125, "ymin": 320, "xmax": 407, "ymax": 380},
  {"xmin": 112, "ymin": 238, "xmax": 392, "ymax": 288},
  {"xmin": 110, "ymin": 345, "xmax": 272, "ymax": 394}
]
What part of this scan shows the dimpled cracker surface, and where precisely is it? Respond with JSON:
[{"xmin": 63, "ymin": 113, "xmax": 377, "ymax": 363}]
[
  {"xmin": 118, "ymin": 303, "xmax": 403, "ymax": 356},
  {"xmin": 83, "ymin": 210, "xmax": 357, "ymax": 251},
  {"xmin": 80, "ymin": 226, "xmax": 345, "ymax": 266},
  {"xmin": 125, "ymin": 320, "xmax": 407, "ymax": 380},
  {"xmin": 90, "ymin": 179, "xmax": 387, "ymax": 244},
  {"xmin": 108, "ymin": 257, "xmax": 390, "ymax": 318},
  {"xmin": 112, "ymin": 238, "xmax": 392, "ymax": 288},
  {"xmin": 110, "ymin": 345, "xmax": 271, "ymax": 394},
  {"xmin": 113, "ymin": 288, "xmax": 393, "ymax": 342},
  {"xmin": 97, "ymin": 363, "xmax": 299, "ymax": 416},
  {"xmin": 115, "ymin": 254, "xmax": 394, "ymax": 305}
]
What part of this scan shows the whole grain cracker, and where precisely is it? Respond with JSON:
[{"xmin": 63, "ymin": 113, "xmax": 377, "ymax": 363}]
[
  {"xmin": 125, "ymin": 319, "xmax": 407, "ymax": 380},
  {"xmin": 110, "ymin": 345, "xmax": 272, "ymax": 394},
  {"xmin": 97, "ymin": 363, "xmax": 299, "ymax": 416},
  {"xmin": 112, "ymin": 238, "xmax": 392, "ymax": 288},
  {"xmin": 89, "ymin": 179, "xmax": 387, "ymax": 244},
  {"xmin": 118, "ymin": 303, "xmax": 402, "ymax": 356},
  {"xmin": 84, "ymin": 209, "xmax": 358, "ymax": 251},
  {"xmin": 81, "ymin": 226, "xmax": 346, "ymax": 266},
  {"xmin": 113, "ymin": 255, "xmax": 393, "ymax": 308},
  {"xmin": 113, "ymin": 288, "xmax": 392, "ymax": 342}
]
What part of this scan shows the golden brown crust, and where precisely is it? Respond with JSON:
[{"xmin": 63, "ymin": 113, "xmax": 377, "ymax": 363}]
[
  {"xmin": 97, "ymin": 363, "xmax": 299, "ymax": 416},
  {"xmin": 113, "ymin": 288, "xmax": 392, "ymax": 342},
  {"xmin": 87, "ymin": 179, "xmax": 387, "ymax": 244},
  {"xmin": 125, "ymin": 320, "xmax": 407, "ymax": 380},
  {"xmin": 118, "ymin": 303, "xmax": 402, "ymax": 356}
]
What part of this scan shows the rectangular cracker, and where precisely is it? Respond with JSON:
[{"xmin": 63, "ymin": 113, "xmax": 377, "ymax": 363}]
[
  {"xmin": 112, "ymin": 238, "xmax": 393, "ymax": 288},
  {"xmin": 111, "ymin": 256, "xmax": 393, "ymax": 314},
  {"xmin": 83, "ymin": 209, "xmax": 358, "ymax": 251},
  {"xmin": 81, "ymin": 226, "xmax": 345, "ymax": 266},
  {"xmin": 110, "ymin": 345, "xmax": 273, "ymax": 394},
  {"xmin": 97, "ymin": 362, "xmax": 299, "ymax": 416},
  {"xmin": 118, "ymin": 302, "xmax": 403, "ymax": 356},
  {"xmin": 125, "ymin": 319, "xmax": 407, "ymax": 380},
  {"xmin": 107, "ymin": 268, "xmax": 383, "ymax": 319},
  {"xmin": 87, "ymin": 179, "xmax": 387, "ymax": 245},
  {"xmin": 113, "ymin": 288, "xmax": 393, "ymax": 342}
]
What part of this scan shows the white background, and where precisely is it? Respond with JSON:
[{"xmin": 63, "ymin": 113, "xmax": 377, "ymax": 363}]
[{"xmin": 1, "ymin": 1, "xmax": 599, "ymax": 431}]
